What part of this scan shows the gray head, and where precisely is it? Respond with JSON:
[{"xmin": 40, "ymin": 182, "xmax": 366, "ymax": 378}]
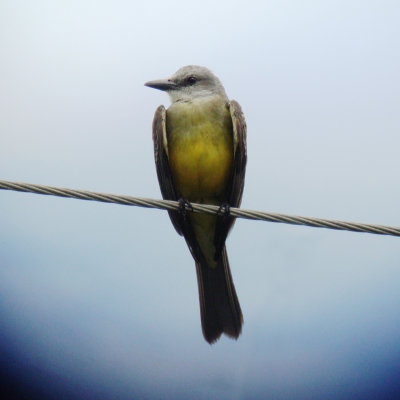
[{"xmin": 145, "ymin": 65, "xmax": 227, "ymax": 103}]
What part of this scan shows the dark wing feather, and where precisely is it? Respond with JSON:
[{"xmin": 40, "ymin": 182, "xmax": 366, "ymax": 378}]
[
  {"xmin": 214, "ymin": 100, "xmax": 247, "ymax": 256},
  {"xmin": 152, "ymin": 105, "xmax": 182, "ymax": 235}
]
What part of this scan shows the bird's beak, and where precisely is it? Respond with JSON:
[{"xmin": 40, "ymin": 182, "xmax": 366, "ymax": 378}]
[{"xmin": 144, "ymin": 79, "xmax": 177, "ymax": 91}]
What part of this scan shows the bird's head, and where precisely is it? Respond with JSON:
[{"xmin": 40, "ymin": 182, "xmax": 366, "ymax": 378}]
[{"xmin": 145, "ymin": 65, "xmax": 227, "ymax": 103}]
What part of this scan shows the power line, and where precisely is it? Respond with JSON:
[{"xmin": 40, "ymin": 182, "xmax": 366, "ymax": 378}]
[{"xmin": 1, "ymin": 179, "xmax": 399, "ymax": 237}]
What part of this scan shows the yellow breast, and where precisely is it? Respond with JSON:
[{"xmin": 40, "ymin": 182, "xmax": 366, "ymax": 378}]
[{"xmin": 166, "ymin": 97, "xmax": 233, "ymax": 204}]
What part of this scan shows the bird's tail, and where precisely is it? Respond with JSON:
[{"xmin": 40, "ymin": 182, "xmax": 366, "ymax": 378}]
[{"xmin": 195, "ymin": 246, "xmax": 243, "ymax": 344}]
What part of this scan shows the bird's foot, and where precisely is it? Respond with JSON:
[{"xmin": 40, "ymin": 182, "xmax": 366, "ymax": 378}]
[
  {"xmin": 217, "ymin": 202, "xmax": 231, "ymax": 219},
  {"xmin": 178, "ymin": 198, "xmax": 193, "ymax": 218}
]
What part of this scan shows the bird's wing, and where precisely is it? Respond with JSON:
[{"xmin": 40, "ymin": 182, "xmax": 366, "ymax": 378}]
[
  {"xmin": 214, "ymin": 100, "xmax": 247, "ymax": 256},
  {"xmin": 152, "ymin": 105, "xmax": 183, "ymax": 235},
  {"xmin": 152, "ymin": 105, "xmax": 206, "ymax": 263}
]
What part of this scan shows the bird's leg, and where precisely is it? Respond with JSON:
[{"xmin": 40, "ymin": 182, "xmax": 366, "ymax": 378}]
[
  {"xmin": 178, "ymin": 198, "xmax": 193, "ymax": 218},
  {"xmin": 217, "ymin": 202, "xmax": 231, "ymax": 219}
]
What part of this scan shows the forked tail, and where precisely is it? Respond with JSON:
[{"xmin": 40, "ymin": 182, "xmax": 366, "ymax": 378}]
[{"xmin": 195, "ymin": 246, "xmax": 243, "ymax": 344}]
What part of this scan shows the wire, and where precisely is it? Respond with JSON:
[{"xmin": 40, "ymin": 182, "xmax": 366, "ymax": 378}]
[{"xmin": 1, "ymin": 179, "xmax": 399, "ymax": 237}]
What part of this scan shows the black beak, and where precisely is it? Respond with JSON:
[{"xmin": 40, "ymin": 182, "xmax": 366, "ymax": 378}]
[{"xmin": 144, "ymin": 79, "xmax": 177, "ymax": 91}]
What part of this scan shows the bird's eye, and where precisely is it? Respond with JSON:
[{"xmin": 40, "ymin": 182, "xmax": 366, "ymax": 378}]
[{"xmin": 186, "ymin": 76, "xmax": 197, "ymax": 85}]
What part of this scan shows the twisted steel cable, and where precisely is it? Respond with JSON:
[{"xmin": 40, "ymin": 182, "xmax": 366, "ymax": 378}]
[{"xmin": 0, "ymin": 179, "xmax": 399, "ymax": 237}]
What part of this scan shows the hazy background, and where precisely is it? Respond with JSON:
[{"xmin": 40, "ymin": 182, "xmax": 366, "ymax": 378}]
[{"xmin": 1, "ymin": 1, "xmax": 400, "ymax": 398}]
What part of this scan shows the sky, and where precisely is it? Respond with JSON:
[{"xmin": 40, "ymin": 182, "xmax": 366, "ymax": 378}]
[{"xmin": 1, "ymin": 0, "xmax": 400, "ymax": 398}]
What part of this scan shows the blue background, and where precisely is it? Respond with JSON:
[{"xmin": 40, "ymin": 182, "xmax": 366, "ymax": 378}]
[{"xmin": 1, "ymin": 1, "xmax": 400, "ymax": 398}]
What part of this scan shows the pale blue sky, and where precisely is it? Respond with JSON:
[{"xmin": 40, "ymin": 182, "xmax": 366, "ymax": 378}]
[{"xmin": 1, "ymin": 1, "xmax": 400, "ymax": 398}]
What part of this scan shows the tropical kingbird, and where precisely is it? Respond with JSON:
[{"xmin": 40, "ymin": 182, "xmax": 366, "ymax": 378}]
[{"xmin": 145, "ymin": 66, "xmax": 247, "ymax": 343}]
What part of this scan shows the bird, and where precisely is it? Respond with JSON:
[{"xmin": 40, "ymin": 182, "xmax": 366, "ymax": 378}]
[{"xmin": 145, "ymin": 65, "xmax": 247, "ymax": 343}]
